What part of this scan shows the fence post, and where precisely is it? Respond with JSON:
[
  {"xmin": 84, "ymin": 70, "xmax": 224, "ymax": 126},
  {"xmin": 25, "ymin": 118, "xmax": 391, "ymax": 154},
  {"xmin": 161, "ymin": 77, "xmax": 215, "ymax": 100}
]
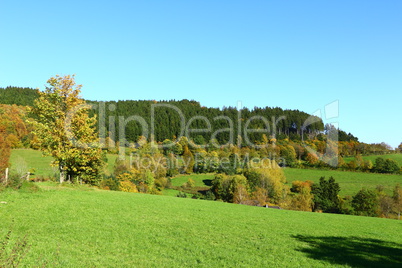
[{"xmin": 5, "ymin": 168, "xmax": 8, "ymax": 184}]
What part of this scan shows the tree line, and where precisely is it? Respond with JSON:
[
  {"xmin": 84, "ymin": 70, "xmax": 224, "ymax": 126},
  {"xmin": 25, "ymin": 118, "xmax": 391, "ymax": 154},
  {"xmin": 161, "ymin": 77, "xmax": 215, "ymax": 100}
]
[
  {"xmin": 1, "ymin": 85, "xmax": 359, "ymax": 145},
  {"xmin": 0, "ymin": 79, "xmax": 399, "ymax": 185},
  {"xmin": 1, "ymin": 75, "xmax": 401, "ymax": 220}
]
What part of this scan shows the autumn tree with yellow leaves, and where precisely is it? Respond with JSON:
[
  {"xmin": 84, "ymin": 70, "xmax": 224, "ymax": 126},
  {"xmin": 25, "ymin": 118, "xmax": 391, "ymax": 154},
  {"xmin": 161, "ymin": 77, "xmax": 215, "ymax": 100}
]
[{"xmin": 30, "ymin": 75, "xmax": 105, "ymax": 184}]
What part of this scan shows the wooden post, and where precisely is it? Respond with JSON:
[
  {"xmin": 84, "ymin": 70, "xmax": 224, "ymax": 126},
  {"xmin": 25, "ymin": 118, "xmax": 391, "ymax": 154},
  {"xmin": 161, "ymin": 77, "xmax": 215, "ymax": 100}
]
[
  {"xmin": 59, "ymin": 166, "xmax": 65, "ymax": 184},
  {"xmin": 4, "ymin": 168, "xmax": 8, "ymax": 185}
]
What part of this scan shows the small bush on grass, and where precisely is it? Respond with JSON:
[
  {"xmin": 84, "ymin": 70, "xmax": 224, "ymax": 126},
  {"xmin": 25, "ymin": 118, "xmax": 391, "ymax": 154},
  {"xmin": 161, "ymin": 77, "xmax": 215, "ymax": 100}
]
[
  {"xmin": 99, "ymin": 176, "xmax": 120, "ymax": 191},
  {"xmin": 176, "ymin": 192, "xmax": 187, "ymax": 198},
  {"xmin": 6, "ymin": 174, "xmax": 25, "ymax": 190}
]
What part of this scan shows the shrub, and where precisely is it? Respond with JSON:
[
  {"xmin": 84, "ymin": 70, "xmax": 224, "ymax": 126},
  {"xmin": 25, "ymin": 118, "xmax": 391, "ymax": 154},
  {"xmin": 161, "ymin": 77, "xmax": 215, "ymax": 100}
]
[
  {"xmin": 243, "ymin": 166, "xmax": 286, "ymax": 204},
  {"xmin": 154, "ymin": 177, "xmax": 168, "ymax": 190},
  {"xmin": 119, "ymin": 180, "xmax": 138, "ymax": 193},
  {"xmin": 176, "ymin": 192, "xmax": 187, "ymax": 198},
  {"xmin": 289, "ymin": 187, "xmax": 314, "ymax": 212},
  {"xmin": 291, "ymin": 180, "xmax": 313, "ymax": 193},
  {"xmin": 211, "ymin": 174, "xmax": 248, "ymax": 203},
  {"xmin": 374, "ymin": 158, "xmax": 400, "ymax": 174},
  {"xmin": 251, "ymin": 187, "xmax": 268, "ymax": 206},
  {"xmin": 352, "ymin": 188, "xmax": 378, "ymax": 217},
  {"xmin": 182, "ymin": 178, "xmax": 195, "ymax": 189},
  {"xmin": 203, "ymin": 190, "xmax": 215, "ymax": 200},
  {"xmin": 99, "ymin": 177, "xmax": 120, "ymax": 191},
  {"xmin": 6, "ymin": 174, "xmax": 25, "ymax": 190}
]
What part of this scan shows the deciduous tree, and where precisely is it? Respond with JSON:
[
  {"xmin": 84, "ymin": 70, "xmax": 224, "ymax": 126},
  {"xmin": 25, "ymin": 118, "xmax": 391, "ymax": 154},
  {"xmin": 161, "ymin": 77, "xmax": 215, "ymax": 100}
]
[
  {"xmin": 182, "ymin": 145, "xmax": 194, "ymax": 174},
  {"xmin": 352, "ymin": 188, "xmax": 378, "ymax": 217},
  {"xmin": 0, "ymin": 126, "xmax": 11, "ymax": 179},
  {"xmin": 393, "ymin": 184, "xmax": 402, "ymax": 220},
  {"xmin": 290, "ymin": 184, "xmax": 313, "ymax": 212},
  {"xmin": 30, "ymin": 75, "xmax": 105, "ymax": 184}
]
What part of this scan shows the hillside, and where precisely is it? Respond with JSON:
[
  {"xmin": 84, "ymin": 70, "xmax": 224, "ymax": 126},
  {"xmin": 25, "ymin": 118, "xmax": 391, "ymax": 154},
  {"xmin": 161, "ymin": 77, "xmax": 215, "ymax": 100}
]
[
  {"xmin": 0, "ymin": 185, "xmax": 401, "ymax": 267},
  {"xmin": 11, "ymin": 149, "xmax": 402, "ymax": 197},
  {"xmin": 344, "ymin": 154, "xmax": 402, "ymax": 167},
  {"xmin": 0, "ymin": 86, "xmax": 361, "ymax": 145},
  {"xmin": 283, "ymin": 168, "xmax": 402, "ymax": 196},
  {"xmin": 0, "ymin": 86, "xmax": 39, "ymax": 107}
]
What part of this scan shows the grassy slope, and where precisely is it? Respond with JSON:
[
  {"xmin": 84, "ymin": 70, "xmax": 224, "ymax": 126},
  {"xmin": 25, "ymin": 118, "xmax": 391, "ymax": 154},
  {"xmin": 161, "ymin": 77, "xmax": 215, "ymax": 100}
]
[
  {"xmin": 10, "ymin": 149, "xmax": 55, "ymax": 177},
  {"xmin": 11, "ymin": 149, "xmax": 402, "ymax": 197},
  {"xmin": 164, "ymin": 174, "xmax": 215, "ymax": 198},
  {"xmin": 10, "ymin": 149, "xmax": 117, "ymax": 177},
  {"xmin": 284, "ymin": 168, "xmax": 402, "ymax": 196},
  {"xmin": 344, "ymin": 154, "xmax": 402, "ymax": 166},
  {"xmin": 170, "ymin": 174, "xmax": 215, "ymax": 187},
  {"xmin": 0, "ymin": 185, "xmax": 401, "ymax": 267},
  {"xmin": 173, "ymin": 170, "xmax": 402, "ymax": 198}
]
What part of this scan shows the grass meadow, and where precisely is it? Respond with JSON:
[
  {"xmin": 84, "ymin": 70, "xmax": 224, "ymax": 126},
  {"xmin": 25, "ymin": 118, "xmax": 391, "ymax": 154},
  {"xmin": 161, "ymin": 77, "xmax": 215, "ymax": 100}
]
[
  {"xmin": 170, "ymin": 174, "xmax": 215, "ymax": 188},
  {"xmin": 343, "ymin": 154, "xmax": 402, "ymax": 166},
  {"xmin": 283, "ymin": 168, "xmax": 402, "ymax": 196},
  {"xmin": 0, "ymin": 185, "xmax": 401, "ymax": 267},
  {"xmin": 10, "ymin": 149, "xmax": 55, "ymax": 177},
  {"xmin": 10, "ymin": 149, "xmax": 402, "ymax": 198},
  {"xmin": 10, "ymin": 149, "xmax": 118, "ymax": 177}
]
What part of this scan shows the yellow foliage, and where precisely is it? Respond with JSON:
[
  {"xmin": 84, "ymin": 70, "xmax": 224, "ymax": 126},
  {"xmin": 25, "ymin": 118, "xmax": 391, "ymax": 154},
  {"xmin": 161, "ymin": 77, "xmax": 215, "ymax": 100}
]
[
  {"xmin": 116, "ymin": 168, "xmax": 139, "ymax": 182},
  {"xmin": 306, "ymin": 153, "xmax": 319, "ymax": 165},
  {"xmin": 119, "ymin": 180, "xmax": 138, "ymax": 193},
  {"xmin": 289, "ymin": 186, "xmax": 313, "ymax": 212},
  {"xmin": 233, "ymin": 184, "xmax": 249, "ymax": 204},
  {"xmin": 5, "ymin": 134, "xmax": 20, "ymax": 148},
  {"xmin": 251, "ymin": 187, "xmax": 268, "ymax": 206}
]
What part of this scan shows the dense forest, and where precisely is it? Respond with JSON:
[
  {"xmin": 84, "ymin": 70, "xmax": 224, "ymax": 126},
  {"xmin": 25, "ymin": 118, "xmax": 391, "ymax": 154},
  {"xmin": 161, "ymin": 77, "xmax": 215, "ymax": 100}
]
[
  {"xmin": 87, "ymin": 99, "xmax": 328, "ymax": 145},
  {"xmin": 1, "ymin": 86, "xmax": 359, "ymax": 145},
  {"xmin": 0, "ymin": 86, "xmax": 39, "ymax": 106}
]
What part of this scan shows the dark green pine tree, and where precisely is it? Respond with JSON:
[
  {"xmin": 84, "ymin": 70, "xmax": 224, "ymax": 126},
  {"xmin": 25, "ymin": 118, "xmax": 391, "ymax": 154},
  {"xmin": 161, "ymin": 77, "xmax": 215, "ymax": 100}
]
[{"xmin": 312, "ymin": 176, "xmax": 341, "ymax": 213}]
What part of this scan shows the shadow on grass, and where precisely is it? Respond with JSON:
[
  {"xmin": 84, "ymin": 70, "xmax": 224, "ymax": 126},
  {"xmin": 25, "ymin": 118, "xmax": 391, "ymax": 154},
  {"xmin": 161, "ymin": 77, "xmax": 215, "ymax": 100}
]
[
  {"xmin": 292, "ymin": 235, "xmax": 402, "ymax": 267},
  {"xmin": 202, "ymin": 179, "xmax": 212, "ymax": 186}
]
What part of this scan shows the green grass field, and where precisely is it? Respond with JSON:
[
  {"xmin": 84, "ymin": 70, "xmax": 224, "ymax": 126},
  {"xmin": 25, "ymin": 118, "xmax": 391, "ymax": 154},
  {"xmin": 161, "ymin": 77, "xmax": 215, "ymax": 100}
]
[
  {"xmin": 344, "ymin": 154, "xmax": 402, "ymax": 166},
  {"xmin": 10, "ymin": 149, "xmax": 55, "ymax": 177},
  {"xmin": 171, "ymin": 173, "xmax": 215, "ymax": 187},
  {"xmin": 284, "ymin": 168, "xmax": 402, "ymax": 196},
  {"xmin": 10, "ymin": 149, "xmax": 402, "ymax": 198},
  {"xmin": 0, "ymin": 185, "xmax": 401, "ymax": 267},
  {"xmin": 10, "ymin": 149, "xmax": 118, "ymax": 177}
]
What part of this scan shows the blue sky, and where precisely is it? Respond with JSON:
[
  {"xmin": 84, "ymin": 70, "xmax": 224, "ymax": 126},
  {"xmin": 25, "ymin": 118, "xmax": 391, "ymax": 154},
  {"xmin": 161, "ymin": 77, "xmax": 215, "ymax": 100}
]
[{"xmin": 1, "ymin": 0, "xmax": 401, "ymax": 147}]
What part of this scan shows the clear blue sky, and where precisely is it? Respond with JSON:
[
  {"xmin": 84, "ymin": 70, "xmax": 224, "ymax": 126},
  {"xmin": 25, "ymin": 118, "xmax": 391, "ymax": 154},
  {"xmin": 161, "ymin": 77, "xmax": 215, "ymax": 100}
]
[{"xmin": 1, "ymin": 0, "xmax": 401, "ymax": 147}]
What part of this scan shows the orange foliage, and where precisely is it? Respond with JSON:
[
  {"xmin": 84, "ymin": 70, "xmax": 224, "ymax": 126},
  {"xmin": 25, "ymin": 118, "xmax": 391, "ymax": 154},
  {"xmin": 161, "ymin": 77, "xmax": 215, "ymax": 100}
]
[
  {"xmin": 0, "ymin": 126, "xmax": 11, "ymax": 175},
  {"xmin": 0, "ymin": 104, "xmax": 31, "ymax": 148},
  {"xmin": 251, "ymin": 187, "xmax": 268, "ymax": 206},
  {"xmin": 291, "ymin": 180, "xmax": 314, "ymax": 193},
  {"xmin": 306, "ymin": 153, "xmax": 319, "ymax": 165}
]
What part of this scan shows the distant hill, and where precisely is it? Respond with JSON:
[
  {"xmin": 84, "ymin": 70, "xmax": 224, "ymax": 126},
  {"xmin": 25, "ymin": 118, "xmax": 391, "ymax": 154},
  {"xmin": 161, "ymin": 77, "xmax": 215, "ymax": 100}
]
[
  {"xmin": 0, "ymin": 86, "xmax": 358, "ymax": 144},
  {"xmin": 0, "ymin": 86, "xmax": 39, "ymax": 106}
]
